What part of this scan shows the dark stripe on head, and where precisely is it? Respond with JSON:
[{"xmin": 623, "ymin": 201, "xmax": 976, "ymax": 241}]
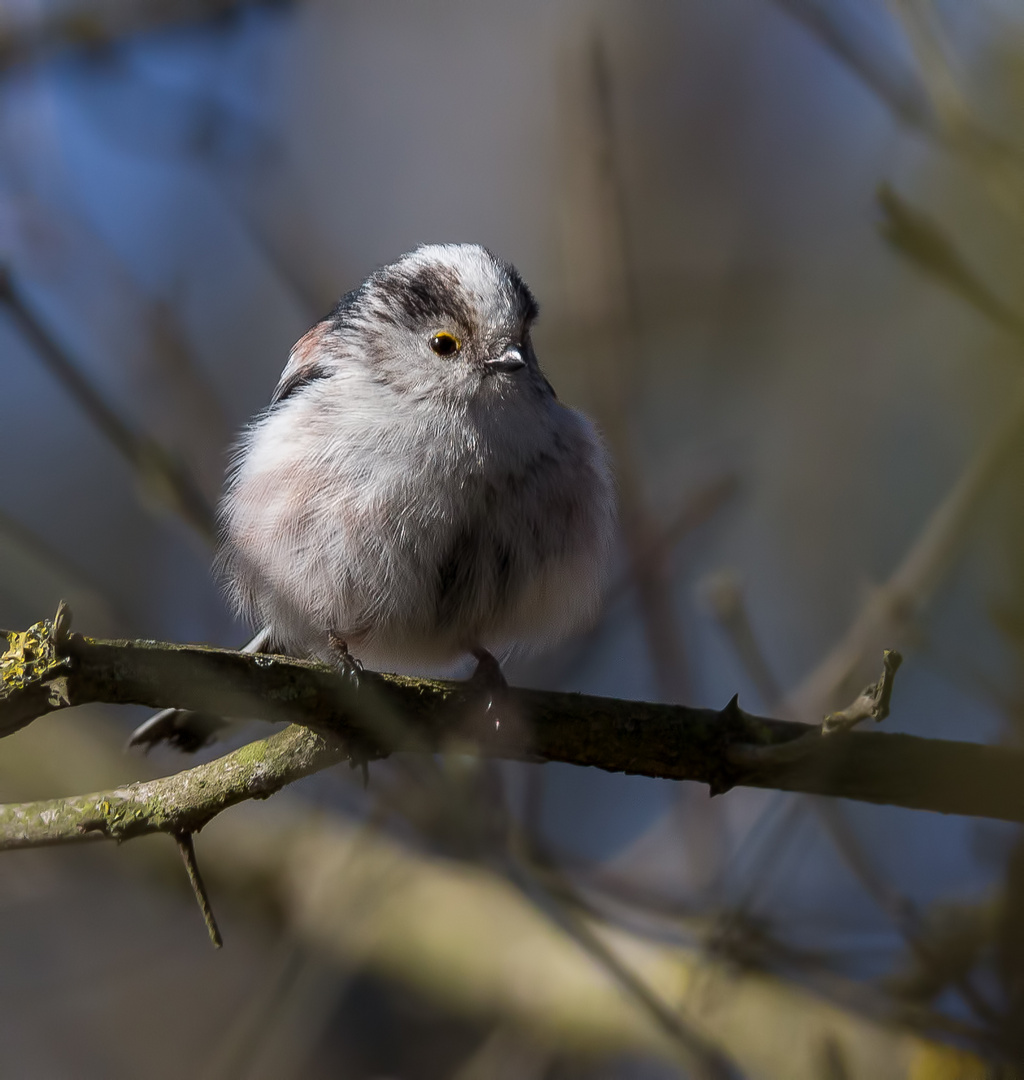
[
  {"xmin": 373, "ymin": 263, "xmax": 475, "ymax": 331},
  {"xmin": 360, "ymin": 245, "xmax": 540, "ymax": 335}
]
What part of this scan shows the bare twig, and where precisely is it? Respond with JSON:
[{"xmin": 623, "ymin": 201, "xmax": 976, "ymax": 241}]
[
  {"xmin": 0, "ymin": 192, "xmax": 232, "ymax": 496},
  {"xmin": 774, "ymin": 0, "xmax": 1024, "ymax": 221},
  {"xmin": 237, "ymin": 803, "xmax": 988, "ymax": 1080},
  {"xmin": 525, "ymin": 472, "xmax": 737, "ymax": 689},
  {"xmin": 728, "ymin": 650, "xmax": 903, "ymax": 768},
  {"xmin": 557, "ymin": 33, "xmax": 691, "ymax": 701},
  {"xmin": 699, "ymin": 569, "xmax": 787, "ymax": 711},
  {"xmin": 505, "ymin": 849, "xmax": 738, "ymax": 1080},
  {"xmin": 822, "ymin": 649, "xmax": 903, "ymax": 735},
  {"xmin": 0, "ymin": 271, "xmax": 217, "ymax": 543},
  {"xmin": 175, "ymin": 830, "xmax": 224, "ymax": 948},
  {"xmin": 877, "ymin": 185, "xmax": 1024, "ymax": 341},
  {"xmin": 0, "ymin": 723, "xmax": 344, "ymax": 850},
  {"xmin": 0, "ymin": 705, "xmax": 991, "ymax": 1080},
  {"xmin": 613, "ymin": 472, "xmax": 739, "ymax": 606},
  {"xmin": 0, "ymin": 510, "xmax": 121, "ymax": 634},
  {"xmin": 812, "ymin": 798, "xmax": 1001, "ymax": 1027},
  {"xmin": 786, "ymin": 379, "xmax": 1024, "ymax": 720},
  {"xmin": 770, "ymin": 0, "xmax": 935, "ymax": 133}
]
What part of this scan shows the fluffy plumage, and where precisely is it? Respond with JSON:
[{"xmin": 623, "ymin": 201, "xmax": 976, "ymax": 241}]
[{"xmin": 218, "ymin": 243, "xmax": 616, "ymax": 672}]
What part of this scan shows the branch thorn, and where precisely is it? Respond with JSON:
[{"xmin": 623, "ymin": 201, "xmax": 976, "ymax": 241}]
[{"xmin": 174, "ymin": 831, "xmax": 223, "ymax": 949}]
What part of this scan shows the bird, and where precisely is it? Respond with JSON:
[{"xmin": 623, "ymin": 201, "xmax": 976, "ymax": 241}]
[{"xmin": 130, "ymin": 243, "xmax": 615, "ymax": 751}]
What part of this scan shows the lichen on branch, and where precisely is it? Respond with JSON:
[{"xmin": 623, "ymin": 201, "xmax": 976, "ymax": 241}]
[
  {"xmin": 0, "ymin": 724, "xmax": 341, "ymax": 850},
  {"xmin": 2, "ymin": 607, "xmax": 1024, "ymax": 833}
]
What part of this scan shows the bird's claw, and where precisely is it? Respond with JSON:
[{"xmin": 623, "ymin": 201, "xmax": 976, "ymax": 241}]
[
  {"xmin": 469, "ymin": 649, "xmax": 509, "ymax": 733},
  {"xmin": 127, "ymin": 708, "xmax": 227, "ymax": 754},
  {"xmin": 328, "ymin": 631, "xmax": 363, "ymax": 687}
]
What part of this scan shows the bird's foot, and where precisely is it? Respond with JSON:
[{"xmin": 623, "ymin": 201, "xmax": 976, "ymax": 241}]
[
  {"xmin": 468, "ymin": 648, "xmax": 509, "ymax": 734},
  {"xmin": 127, "ymin": 628, "xmax": 271, "ymax": 754},
  {"xmin": 329, "ymin": 630, "xmax": 371, "ymax": 781},
  {"xmin": 127, "ymin": 708, "xmax": 228, "ymax": 754},
  {"xmin": 328, "ymin": 630, "xmax": 363, "ymax": 686}
]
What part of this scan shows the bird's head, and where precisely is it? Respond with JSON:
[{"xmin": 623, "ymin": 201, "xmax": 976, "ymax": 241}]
[{"xmin": 331, "ymin": 243, "xmax": 549, "ymax": 406}]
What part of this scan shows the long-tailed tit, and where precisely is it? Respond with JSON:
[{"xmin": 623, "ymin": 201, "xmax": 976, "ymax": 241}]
[{"xmin": 132, "ymin": 244, "xmax": 615, "ymax": 749}]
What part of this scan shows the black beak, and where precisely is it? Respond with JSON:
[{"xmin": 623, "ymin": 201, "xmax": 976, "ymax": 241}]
[{"xmin": 484, "ymin": 346, "xmax": 526, "ymax": 374}]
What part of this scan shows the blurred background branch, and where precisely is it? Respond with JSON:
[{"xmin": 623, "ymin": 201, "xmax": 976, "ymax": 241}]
[
  {"xmin": 0, "ymin": 705, "xmax": 995, "ymax": 1080},
  {"xmin": 0, "ymin": 269, "xmax": 217, "ymax": 543},
  {"xmin": 0, "ymin": 0, "xmax": 290, "ymax": 70}
]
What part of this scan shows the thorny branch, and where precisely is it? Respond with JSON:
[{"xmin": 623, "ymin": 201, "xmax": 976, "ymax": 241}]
[{"xmin": 2, "ymin": 607, "xmax": 1024, "ymax": 839}]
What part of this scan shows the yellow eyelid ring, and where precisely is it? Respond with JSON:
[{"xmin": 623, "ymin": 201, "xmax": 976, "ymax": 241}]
[{"xmin": 429, "ymin": 331, "xmax": 461, "ymax": 356}]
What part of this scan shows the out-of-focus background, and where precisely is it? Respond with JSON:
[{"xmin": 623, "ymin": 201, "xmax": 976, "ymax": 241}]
[{"xmin": 3, "ymin": 1, "xmax": 1024, "ymax": 1077}]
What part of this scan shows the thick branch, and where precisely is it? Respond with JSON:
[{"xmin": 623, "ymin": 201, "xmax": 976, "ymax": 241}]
[{"xmin": 2, "ymin": 617, "xmax": 1024, "ymax": 825}]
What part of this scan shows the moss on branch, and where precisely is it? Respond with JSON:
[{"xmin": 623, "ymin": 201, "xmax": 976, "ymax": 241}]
[
  {"xmin": 2, "ymin": 611, "xmax": 1024, "ymax": 831},
  {"xmin": 0, "ymin": 724, "xmax": 342, "ymax": 849}
]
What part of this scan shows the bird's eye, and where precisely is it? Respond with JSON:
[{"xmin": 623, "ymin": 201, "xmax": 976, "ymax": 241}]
[{"xmin": 429, "ymin": 331, "xmax": 461, "ymax": 357}]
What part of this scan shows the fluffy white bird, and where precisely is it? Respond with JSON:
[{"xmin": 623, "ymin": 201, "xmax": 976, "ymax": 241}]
[{"xmin": 132, "ymin": 244, "xmax": 615, "ymax": 750}]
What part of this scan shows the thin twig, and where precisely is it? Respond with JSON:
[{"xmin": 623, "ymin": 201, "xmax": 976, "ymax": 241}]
[
  {"xmin": 699, "ymin": 570, "xmax": 787, "ymax": 711},
  {"xmin": 0, "ymin": 508, "xmax": 122, "ymax": 633},
  {"xmin": 0, "ymin": 724, "xmax": 346, "ymax": 850},
  {"xmin": 175, "ymin": 830, "xmax": 224, "ymax": 948},
  {"xmin": 696, "ymin": 453, "xmax": 1000, "ymax": 1025},
  {"xmin": 506, "ymin": 846, "xmax": 738, "ymax": 1080},
  {"xmin": 811, "ymin": 798, "xmax": 1001, "ymax": 1027},
  {"xmin": 729, "ymin": 650, "xmax": 904, "ymax": 769},
  {"xmin": 0, "ymin": 708, "xmax": 987, "ymax": 1078},
  {"xmin": 525, "ymin": 472, "xmax": 737, "ymax": 688},
  {"xmin": 0, "ymin": 270, "xmax": 217, "ymax": 544},
  {"xmin": 877, "ymin": 185, "xmax": 1024, "ymax": 341},
  {"xmin": 773, "ymin": 0, "xmax": 1024, "ymax": 221},
  {"xmin": 821, "ymin": 649, "xmax": 902, "ymax": 735},
  {"xmin": 557, "ymin": 33, "xmax": 691, "ymax": 701},
  {"xmin": 786, "ymin": 379, "xmax": 1024, "ymax": 720},
  {"xmin": 770, "ymin": 0, "xmax": 935, "ymax": 132}
]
